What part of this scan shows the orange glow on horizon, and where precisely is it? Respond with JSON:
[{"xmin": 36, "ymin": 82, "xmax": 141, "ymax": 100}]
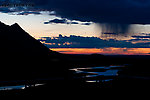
[{"xmin": 50, "ymin": 48, "xmax": 150, "ymax": 55}]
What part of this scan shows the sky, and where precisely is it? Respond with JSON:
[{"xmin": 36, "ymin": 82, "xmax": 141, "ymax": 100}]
[
  {"xmin": 0, "ymin": 0, "xmax": 150, "ymax": 55},
  {"xmin": 0, "ymin": 12, "xmax": 98, "ymax": 38}
]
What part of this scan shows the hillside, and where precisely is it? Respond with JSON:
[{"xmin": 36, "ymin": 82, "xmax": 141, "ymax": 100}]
[{"xmin": 0, "ymin": 21, "xmax": 63, "ymax": 81}]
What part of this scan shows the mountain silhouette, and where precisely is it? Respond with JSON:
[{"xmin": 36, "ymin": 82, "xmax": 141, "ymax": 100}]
[
  {"xmin": 0, "ymin": 22, "xmax": 58, "ymax": 56},
  {"xmin": 0, "ymin": 21, "xmax": 64, "ymax": 81}
]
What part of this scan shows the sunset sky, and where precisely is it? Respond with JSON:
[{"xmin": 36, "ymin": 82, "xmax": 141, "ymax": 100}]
[{"xmin": 0, "ymin": 0, "xmax": 150, "ymax": 55}]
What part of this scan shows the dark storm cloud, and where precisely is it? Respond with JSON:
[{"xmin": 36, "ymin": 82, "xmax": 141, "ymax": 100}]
[
  {"xmin": 0, "ymin": 0, "xmax": 36, "ymax": 14},
  {"xmin": 99, "ymin": 23, "xmax": 130, "ymax": 34},
  {"xmin": 17, "ymin": 0, "xmax": 150, "ymax": 24},
  {"xmin": 132, "ymin": 35, "xmax": 150, "ymax": 38},
  {"xmin": 81, "ymin": 22, "xmax": 92, "ymax": 25},
  {"xmin": 38, "ymin": 35, "xmax": 150, "ymax": 48},
  {"xmin": 69, "ymin": 22, "xmax": 79, "ymax": 24},
  {"xmin": 17, "ymin": 11, "xmax": 41, "ymax": 15},
  {"xmin": 44, "ymin": 19, "xmax": 67, "ymax": 24},
  {"xmin": 0, "ymin": 6, "xmax": 41, "ymax": 15},
  {"xmin": 2, "ymin": 0, "xmax": 150, "ymax": 34},
  {"xmin": 0, "ymin": 7, "xmax": 13, "ymax": 13},
  {"xmin": 12, "ymin": 0, "xmax": 150, "ymax": 34},
  {"xmin": 44, "ymin": 18, "xmax": 79, "ymax": 25},
  {"xmin": 44, "ymin": 18, "xmax": 92, "ymax": 25},
  {"xmin": 128, "ymin": 38, "xmax": 150, "ymax": 42}
]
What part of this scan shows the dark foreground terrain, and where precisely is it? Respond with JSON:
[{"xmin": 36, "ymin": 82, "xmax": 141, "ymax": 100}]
[{"xmin": 0, "ymin": 55, "xmax": 150, "ymax": 96}]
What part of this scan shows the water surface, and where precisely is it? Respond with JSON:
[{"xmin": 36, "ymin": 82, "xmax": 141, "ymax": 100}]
[{"xmin": 70, "ymin": 65, "xmax": 125, "ymax": 83}]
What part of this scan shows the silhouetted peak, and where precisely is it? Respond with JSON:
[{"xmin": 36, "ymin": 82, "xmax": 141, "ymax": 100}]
[
  {"xmin": 11, "ymin": 23, "xmax": 21, "ymax": 28},
  {"xmin": 0, "ymin": 21, "xmax": 4, "ymax": 24},
  {"xmin": 0, "ymin": 21, "xmax": 8, "ymax": 27},
  {"xmin": 10, "ymin": 23, "xmax": 27, "ymax": 34},
  {"xmin": 12, "ymin": 23, "xmax": 19, "ymax": 26}
]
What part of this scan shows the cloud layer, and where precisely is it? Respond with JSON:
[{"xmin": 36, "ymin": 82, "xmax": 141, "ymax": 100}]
[
  {"xmin": 17, "ymin": 0, "xmax": 150, "ymax": 24},
  {"xmin": 44, "ymin": 18, "xmax": 92, "ymax": 25},
  {"xmin": 1, "ymin": 0, "xmax": 150, "ymax": 35},
  {"xmin": 38, "ymin": 34, "xmax": 150, "ymax": 48}
]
